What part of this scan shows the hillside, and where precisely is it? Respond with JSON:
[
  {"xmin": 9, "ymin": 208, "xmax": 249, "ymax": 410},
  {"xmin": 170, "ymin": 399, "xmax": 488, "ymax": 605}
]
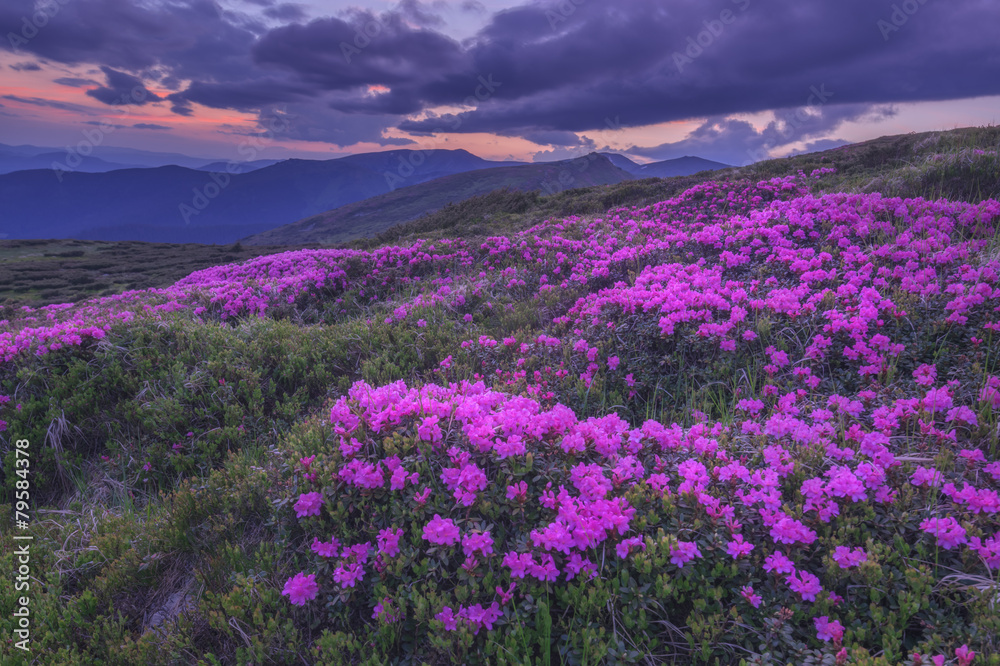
[
  {"xmin": 0, "ymin": 128, "xmax": 999, "ymax": 665},
  {"xmin": 0, "ymin": 238, "xmax": 299, "ymax": 307},
  {"xmin": 603, "ymin": 153, "xmax": 731, "ymax": 178},
  {"xmin": 351, "ymin": 126, "xmax": 1000, "ymax": 249},
  {"xmin": 0, "ymin": 149, "xmax": 512, "ymax": 244},
  {"xmin": 243, "ymin": 153, "xmax": 633, "ymax": 245}
]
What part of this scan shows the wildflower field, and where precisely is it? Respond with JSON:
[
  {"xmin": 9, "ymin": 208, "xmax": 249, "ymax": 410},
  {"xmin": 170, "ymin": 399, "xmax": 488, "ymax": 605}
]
[{"xmin": 2, "ymin": 131, "xmax": 1000, "ymax": 665}]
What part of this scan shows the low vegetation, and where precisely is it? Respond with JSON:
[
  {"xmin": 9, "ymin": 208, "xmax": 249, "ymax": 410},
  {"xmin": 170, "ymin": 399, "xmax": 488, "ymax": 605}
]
[{"xmin": 1, "ymin": 127, "xmax": 999, "ymax": 665}]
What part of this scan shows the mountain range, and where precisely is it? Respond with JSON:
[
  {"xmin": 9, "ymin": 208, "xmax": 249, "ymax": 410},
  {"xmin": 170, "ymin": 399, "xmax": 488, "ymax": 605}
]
[{"xmin": 0, "ymin": 146, "xmax": 729, "ymax": 244}]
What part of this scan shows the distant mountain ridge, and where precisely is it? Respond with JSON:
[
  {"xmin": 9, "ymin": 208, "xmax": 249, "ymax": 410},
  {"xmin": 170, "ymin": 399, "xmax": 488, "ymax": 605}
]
[
  {"xmin": 0, "ymin": 145, "xmax": 729, "ymax": 244},
  {"xmin": 243, "ymin": 153, "xmax": 635, "ymax": 246},
  {"xmin": 601, "ymin": 154, "xmax": 731, "ymax": 178},
  {"xmin": 0, "ymin": 149, "xmax": 515, "ymax": 243}
]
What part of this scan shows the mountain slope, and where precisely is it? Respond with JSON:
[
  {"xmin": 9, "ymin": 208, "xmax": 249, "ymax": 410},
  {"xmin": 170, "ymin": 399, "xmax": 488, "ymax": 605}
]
[
  {"xmin": 602, "ymin": 153, "xmax": 731, "ymax": 178},
  {"xmin": 243, "ymin": 153, "xmax": 633, "ymax": 245},
  {"xmin": 0, "ymin": 149, "xmax": 513, "ymax": 244}
]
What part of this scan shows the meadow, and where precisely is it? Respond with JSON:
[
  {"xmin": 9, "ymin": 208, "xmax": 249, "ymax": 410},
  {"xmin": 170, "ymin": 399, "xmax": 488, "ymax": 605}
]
[{"xmin": 1, "ymin": 128, "xmax": 1000, "ymax": 665}]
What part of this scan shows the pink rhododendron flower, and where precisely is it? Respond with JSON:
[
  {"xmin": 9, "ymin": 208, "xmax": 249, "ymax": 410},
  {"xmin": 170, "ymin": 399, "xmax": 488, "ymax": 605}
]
[
  {"xmin": 831, "ymin": 546, "xmax": 867, "ymax": 568},
  {"xmin": 955, "ymin": 645, "xmax": 975, "ymax": 666},
  {"xmin": 669, "ymin": 540, "xmax": 702, "ymax": 568},
  {"xmin": 920, "ymin": 517, "xmax": 968, "ymax": 549},
  {"xmin": 503, "ymin": 551, "xmax": 535, "ymax": 578},
  {"xmin": 564, "ymin": 553, "xmax": 596, "ymax": 580},
  {"xmin": 435, "ymin": 606, "xmax": 458, "ymax": 631},
  {"xmin": 506, "ymin": 481, "xmax": 528, "ymax": 502},
  {"xmin": 616, "ymin": 536, "xmax": 646, "ymax": 559},
  {"xmin": 293, "ymin": 491, "xmax": 323, "ymax": 518},
  {"xmin": 814, "ymin": 616, "xmax": 844, "ymax": 642},
  {"xmin": 282, "ymin": 572, "xmax": 318, "ymax": 605},
  {"xmin": 311, "ymin": 537, "xmax": 340, "ymax": 558},
  {"xmin": 422, "ymin": 515, "xmax": 460, "ymax": 546},
  {"xmin": 786, "ymin": 569, "xmax": 822, "ymax": 601},
  {"xmin": 377, "ymin": 528, "xmax": 404, "ymax": 557},
  {"xmin": 913, "ymin": 364, "xmax": 937, "ymax": 387},
  {"xmin": 911, "ymin": 466, "xmax": 944, "ymax": 488},
  {"xmin": 764, "ymin": 552, "xmax": 796, "ymax": 574},
  {"xmin": 740, "ymin": 584, "xmax": 762, "ymax": 608},
  {"xmin": 462, "ymin": 531, "xmax": 494, "ymax": 557},
  {"xmin": 333, "ymin": 561, "xmax": 365, "ymax": 588},
  {"xmin": 726, "ymin": 534, "xmax": 755, "ymax": 559},
  {"xmin": 770, "ymin": 516, "xmax": 817, "ymax": 545}
]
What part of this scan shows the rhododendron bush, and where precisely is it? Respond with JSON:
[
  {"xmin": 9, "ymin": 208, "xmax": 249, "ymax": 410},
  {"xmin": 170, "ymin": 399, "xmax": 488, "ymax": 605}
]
[
  {"xmin": 2, "ymin": 167, "xmax": 999, "ymax": 664},
  {"xmin": 279, "ymin": 372, "xmax": 998, "ymax": 664}
]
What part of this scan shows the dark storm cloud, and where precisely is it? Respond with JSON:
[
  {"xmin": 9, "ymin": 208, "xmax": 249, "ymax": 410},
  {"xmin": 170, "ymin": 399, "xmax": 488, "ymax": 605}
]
[
  {"xmin": 3, "ymin": 0, "xmax": 998, "ymax": 149},
  {"xmin": 0, "ymin": 0, "xmax": 258, "ymax": 82},
  {"xmin": 85, "ymin": 67, "xmax": 162, "ymax": 106},
  {"xmin": 263, "ymin": 3, "xmax": 308, "ymax": 22},
  {"xmin": 395, "ymin": 0, "xmax": 1000, "ymax": 137}
]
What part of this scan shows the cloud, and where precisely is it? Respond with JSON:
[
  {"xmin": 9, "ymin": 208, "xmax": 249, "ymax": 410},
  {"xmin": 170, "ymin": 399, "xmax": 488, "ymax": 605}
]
[
  {"xmin": 788, "ymin": 139, "xmax": 851, "ymax": 156},
  {"xmin": 133, "ymin": 123, "xmax": 173, "ymax": 130},
  {"xmin": 85, "ymin": 66, "xmax": 163, "ymax": 106},
  {"xmin": 1, "ymin": 0, "xmax": 998, "ymax": 150},
  {"xmin": 628, "ymin": 104, "xmax": 896, "ymax": 166},
  {"xmin": 263, "ymin": 3, "xmax": 307, "ymax": 22},
  {"xmin": 8, "ymin": 61, "xmax": 41, "ymax": 71},
  {"xmin": 460, "ymin": 1, "xmax": 487, "ymax": 13},
  {"xmin": 84, "ymin": 120, "xmax": 125, "ymax": 129},
  {"xmin": 54, "ymin": 77, "xmax": 98, "ymax": 88},
  {"xmin": 2, "ymin": 94, "xmax": 94, "ymax": 113},
  {"xmin": 393, "ymin": 0, "xmax": 1000, "ymax": 138}
]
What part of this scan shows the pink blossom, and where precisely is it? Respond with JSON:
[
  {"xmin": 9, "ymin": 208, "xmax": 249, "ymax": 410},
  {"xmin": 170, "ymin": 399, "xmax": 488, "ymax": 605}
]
[
  {"xmin": 740, "ymin": 584, "xmax": 762, "ymax": 608},
  {"xmin": 311, "ymin": 537, "xmax": 340, "ymax": 558},
  {"xmin": 786, "ymin": 569, "xmax": 823, "ymax": 601},
  {"xmin": 435, "ymin": 606, "xmax": 458, "ymax": 631},
  {"xmin": 764, "ymin": 552, "xmax": 796, "ymax": 574},
  {"xmin": 506, "ymin": 481, "xmax": 528, "ymax": 502},
  {"xmin": 920, "ymin": 517, "xmax": 968, "ymax": 549},
  {"xmin": 503, "ymin": 551, "xmax": 534, "ymax": 578},
  {"xmin": 422, "ymin": 515, "xmax": 461, "ymax": 546},
  {"xmin": 377, "ymin": 528, "xmax": 404, "ymax": 557},
  {"xmin": 814, "ymin": 616, "xmax": 844, "ymax": 642},
  {"xmin": 726, "ymin": 534, "xmax": 755, "ymax": 559},
  {"xmin": 616, "ymin": 536, "xmax": 646, "ymax": 559},
  {"xmin": 955, "ymin": 644, "xmax": 975, "ymax": 666},
  {"xmin": 669, "ymin": 540, "xmax": 702, "ymax": 568},
  {"xmin": 831, "ymin": 546, "xmax": 867, "ymax": 569},
  {"xmin": 462, "ymin": 531, "xmax": 494, "ymax": 557},
  {"xmin": 281, "ymin": 572, "xmax": 318, "ymax": 605},
  {"xmin": 913, "ymin": 364, "xmax": 937, "ymax": 387},
  {"xmin": 333, "ymin": 561, "xmax": 365, "ymax": 588},
  {"xmin": 293, "ymin": 492, "xmax": 323, "ymax": 518},
  {"xmin": 770, "ymin": 516, "xmax": 817, "ymax": 546}
]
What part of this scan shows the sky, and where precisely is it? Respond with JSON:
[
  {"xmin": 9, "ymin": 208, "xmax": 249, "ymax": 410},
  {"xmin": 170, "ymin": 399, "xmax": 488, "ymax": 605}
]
[{"xmin": 1, "ymin": 0, "xmax": 998, "ymax": 165}]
